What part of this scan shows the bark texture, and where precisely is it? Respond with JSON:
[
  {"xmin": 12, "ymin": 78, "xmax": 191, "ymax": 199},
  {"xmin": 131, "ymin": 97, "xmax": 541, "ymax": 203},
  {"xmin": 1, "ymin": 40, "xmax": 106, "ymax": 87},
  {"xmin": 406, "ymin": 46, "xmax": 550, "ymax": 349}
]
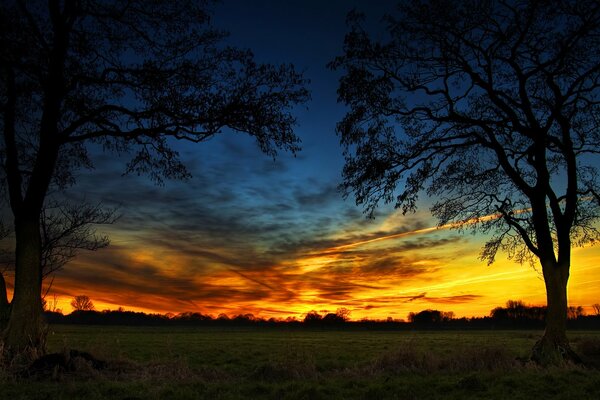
[
  {"xmin": 0, "ymin": 272, "xmax": 10, "ymax": 331},
  {"xmin": 531, "ymin": 261, "xmax": 580, "ymax": 365},
  {"xmin": 4, "ymin": 216, "xmax": 46, "ymax": 355}
]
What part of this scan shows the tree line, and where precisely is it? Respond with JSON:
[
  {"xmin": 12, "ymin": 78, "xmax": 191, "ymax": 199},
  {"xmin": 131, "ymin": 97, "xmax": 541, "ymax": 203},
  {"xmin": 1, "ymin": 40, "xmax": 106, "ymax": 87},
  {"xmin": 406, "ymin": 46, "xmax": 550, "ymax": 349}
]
[{"xmin": 42, "ymin": 298, "xmax": 600, "ymax": 330}]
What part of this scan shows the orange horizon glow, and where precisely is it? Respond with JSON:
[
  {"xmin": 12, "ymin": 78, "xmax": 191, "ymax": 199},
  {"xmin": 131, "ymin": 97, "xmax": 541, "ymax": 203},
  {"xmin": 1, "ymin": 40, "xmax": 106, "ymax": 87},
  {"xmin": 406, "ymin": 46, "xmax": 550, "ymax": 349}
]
[{"xmin": 7, "ymin": 212, "xmax": 598, "ymax": 321}]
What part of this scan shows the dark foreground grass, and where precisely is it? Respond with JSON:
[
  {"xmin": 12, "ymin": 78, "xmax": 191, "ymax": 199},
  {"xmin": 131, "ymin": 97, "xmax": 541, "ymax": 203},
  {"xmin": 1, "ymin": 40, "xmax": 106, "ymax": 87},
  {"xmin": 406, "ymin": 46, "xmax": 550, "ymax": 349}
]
[{"xmin": 1, "ymin": 326, "xmax": 600, "ymax": 399}]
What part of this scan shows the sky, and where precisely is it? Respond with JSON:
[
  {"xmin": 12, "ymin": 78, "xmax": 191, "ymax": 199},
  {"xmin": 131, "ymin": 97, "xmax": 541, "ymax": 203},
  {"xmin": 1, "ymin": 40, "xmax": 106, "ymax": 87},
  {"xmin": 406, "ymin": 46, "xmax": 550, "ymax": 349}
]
[{"xmin": 10, "ymin": 0, "xmax": 600, "ymax": 320}]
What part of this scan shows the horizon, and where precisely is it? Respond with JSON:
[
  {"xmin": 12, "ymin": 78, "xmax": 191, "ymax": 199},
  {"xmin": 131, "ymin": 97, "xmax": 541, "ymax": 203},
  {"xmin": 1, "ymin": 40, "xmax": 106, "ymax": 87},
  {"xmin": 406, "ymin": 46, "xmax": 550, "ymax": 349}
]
[{"xmin": 45, "ymin": 295, "xmax": 598, "ymax": 322}]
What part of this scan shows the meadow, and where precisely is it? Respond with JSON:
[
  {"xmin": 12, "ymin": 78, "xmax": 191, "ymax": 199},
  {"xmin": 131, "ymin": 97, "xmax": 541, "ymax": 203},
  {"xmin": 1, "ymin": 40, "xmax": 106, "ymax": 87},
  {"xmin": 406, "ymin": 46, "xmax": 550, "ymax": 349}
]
[{"xmin": 2, "ymin": 326, "xmax": 600, "ymax": 399}]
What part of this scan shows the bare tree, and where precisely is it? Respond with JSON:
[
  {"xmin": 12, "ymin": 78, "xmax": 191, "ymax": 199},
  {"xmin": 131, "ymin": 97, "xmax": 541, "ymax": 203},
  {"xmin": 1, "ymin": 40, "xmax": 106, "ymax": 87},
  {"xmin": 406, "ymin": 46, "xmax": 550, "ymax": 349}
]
[
  {"xmin": 335, "ymin": 307, "xmax": 351, "ymax": 321},
  {"xmin": 593, "ymin": 304, "xmax": 600, "ymax": 316},
  {"xmin": 0, "ymin": 0, "xmax": 308, "ymax": 353},
  {"xmin": 40, "ymin": 200, "xmax": 117, "ymax": 280},
  {"xmin": 70, "ymin": 295, "xmax": 94, "ymax": 312},
  {"xmin": 331, "ymin": 0, "xmax": 600, "ymax": 363},
  {"xmin": 0, "ymin": 199, "xmax": 115, "ymax": 327}
]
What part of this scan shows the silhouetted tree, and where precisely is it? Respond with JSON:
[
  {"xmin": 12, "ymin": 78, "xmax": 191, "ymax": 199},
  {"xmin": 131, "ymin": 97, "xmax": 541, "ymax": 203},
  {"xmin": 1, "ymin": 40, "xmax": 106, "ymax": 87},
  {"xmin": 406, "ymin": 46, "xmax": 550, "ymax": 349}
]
[
  {"xmin": 0, "ymin": 200, "xmax": 115, "ymax": 331},
  {"xmin": 442, "ymin": 311, "xmax": 454, "ymax": 322},
  {"xmin": 505, "ymin": 300, "xmax": 527, "ymax": 320},
  {"xmin": 0, "ymin": 200, "xmax": 117, "ymax": 277},
  {"xmin": 0, "ymin": 0, "xmax": 308, "ymax": 352},
  {"xmin": 303, "ymin": 310, "xmax": 322, "ymax": 324},
  {"xmin": 335, "ymin": 307, "xmax": 351, "ymax": 321},
  {"xmin": 217, "ymin": 313, "xmax": 230, "ymax": 321},
  {"xmin": 491, "ymin": 300, "xmax": 546, "ymax": 323},
  {"xmin": 567, "ymin": 306, "xmax": 585, "ymax": 320},
  {"xmin": 39, "ymin": 201, "xmax": 117, "ymax": 280},
  {"xmin": 331, "ymin": 0, "xmax": 600, "ymax": 363},
  {"xmin": 593, "ymin": 304, "xmax": 600, "ymax": 316},
  {"xmin": 70, "ymin": 295, "xmax": 94, "ymax": 312},
  {"xmin": 408, "ymin": 309, "xmax": 444, "ymax": 325},
  {"xmin": 490, "ymin": 307, "xmax": 508, "ymax": 321}
]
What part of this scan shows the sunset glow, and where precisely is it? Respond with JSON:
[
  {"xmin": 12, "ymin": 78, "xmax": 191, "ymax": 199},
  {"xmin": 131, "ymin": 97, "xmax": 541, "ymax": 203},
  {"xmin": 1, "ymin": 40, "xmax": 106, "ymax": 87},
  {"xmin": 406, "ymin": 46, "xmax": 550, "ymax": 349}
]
[{"xmin": 28, "ymin": 213, "xmax": 600, "ymax": 320}]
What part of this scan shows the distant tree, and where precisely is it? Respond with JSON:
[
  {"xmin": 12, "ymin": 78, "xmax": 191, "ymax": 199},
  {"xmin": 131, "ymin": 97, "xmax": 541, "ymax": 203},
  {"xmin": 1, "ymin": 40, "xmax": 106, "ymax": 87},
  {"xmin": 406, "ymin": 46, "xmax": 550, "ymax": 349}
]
[
  {"xmin": 47, "ymin": 294, "xmax": 61, "ymax": 314},
  {"xmin": 335, "ymin": 307, "xmax": 351, "ymax": 322},
  {"xmin": 491, "ymin": 300, "xmax": 546, "ymax": 322},
  {"xmin": 494, "ymin": 300, "xmax": 547, "ymax": 321},
  {"xmin": 322, "ymin": 311, "xmax": 346, "ymax": 324},
  {"xmin": 567, "ymin": 306, "xmax": 585, "ymax": 320},
  {"xmin": 217, "ymin": 313, "xmax": 230, "ymax": 321},
  {"xmin": 332, "ymin": 0, "xmax": 600, "ymax": 363},
  {"xmin": 409, "ymin": 309, "xmax": 444, "ymax": 325},
  {"xmin": 505, "ymin": 300, "xmax": 527, "ymax": 320},
  {"xmin": 70, "ymin": 295, "xmax": 94, "ymax": 312},
  {"xmin": 232, "ymin": 313, "xmax": 256, "ymax": 323},
  {"xmin": 441, "ymin": 311, "xmax": 454, "ymax": 322},
  {"xmin": 490, "ymin": 307, "xmax": 508, "ymax": 321},
  {"xmin": 593, "ymin": 304, "xmax": 600, "ymax": 316},
  {"xmin": 303, "ymin": 310, "xmax": 322, "ymax": 323},
  {"xmin": 0, "ymin": 0, "xmax": 308, "ymax": 352}
]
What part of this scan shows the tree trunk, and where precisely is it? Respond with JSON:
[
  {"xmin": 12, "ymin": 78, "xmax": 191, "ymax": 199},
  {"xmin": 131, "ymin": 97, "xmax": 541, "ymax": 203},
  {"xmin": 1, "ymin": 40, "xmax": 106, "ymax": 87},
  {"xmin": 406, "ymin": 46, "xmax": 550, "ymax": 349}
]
[
  {"xmin": 0, "ymin": 272, "xmax": 10, "ymax": 331},
  {"xmin": 532, "ymin": 260, "xmax": 580, "ymax": 365},
  {"xmin": 3, "ymin": 215, "xmax": 46, "ymax": 356}
]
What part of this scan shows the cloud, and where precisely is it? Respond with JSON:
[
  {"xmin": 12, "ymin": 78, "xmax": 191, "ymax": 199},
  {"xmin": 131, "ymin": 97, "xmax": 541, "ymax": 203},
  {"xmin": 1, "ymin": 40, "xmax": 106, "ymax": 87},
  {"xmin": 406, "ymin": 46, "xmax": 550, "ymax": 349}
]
[
  {"xmin": 423, "ymin": 294, "xmax": 483, "ymax": 304},
  {"xmin": 399, "ymin": 293, "xmax": 427, "ymax": 302},
  {"xmin": 395, "ymin": 292, "xmax": 483, "ymax": 305},
  {"xmin": 46, "ymin": 141, "xmax": 484, "ymax": 319}
]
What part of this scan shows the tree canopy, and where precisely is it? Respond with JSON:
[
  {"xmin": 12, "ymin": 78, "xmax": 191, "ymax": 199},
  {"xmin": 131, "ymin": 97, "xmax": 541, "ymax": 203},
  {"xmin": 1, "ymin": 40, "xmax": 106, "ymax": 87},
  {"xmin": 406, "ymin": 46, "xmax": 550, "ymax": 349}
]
[
  {"xmin": 70, "ymin": 295, "xmax": 94, "ymax": 312},
  {"xmin": 332, "ymin": 0, "xmax": 600, "ymax": 263},
  {"xmin": 0, "ymin": 0, "xmax": 309, "ymax": 352},
  {"xmin": 331, "ymin": 0, "xmax": 600, "ymax": 363}
]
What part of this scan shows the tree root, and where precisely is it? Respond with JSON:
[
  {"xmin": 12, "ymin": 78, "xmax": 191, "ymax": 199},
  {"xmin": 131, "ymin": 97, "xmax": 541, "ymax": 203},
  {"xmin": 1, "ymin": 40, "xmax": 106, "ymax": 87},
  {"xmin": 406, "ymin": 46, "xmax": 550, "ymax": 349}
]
[{"xmin": 531, "ymin": 336, "xmax": 583, "ymax": 366}]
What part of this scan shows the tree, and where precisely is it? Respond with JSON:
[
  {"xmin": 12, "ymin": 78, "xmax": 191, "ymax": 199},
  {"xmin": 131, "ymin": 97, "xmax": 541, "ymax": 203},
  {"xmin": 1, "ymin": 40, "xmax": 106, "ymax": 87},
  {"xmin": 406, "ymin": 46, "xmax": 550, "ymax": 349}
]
[
  {"xmin": 335, "ymin": 307, "xmax": 351, "ymax": 321},
  {"xmin": 303, "ymin": 310, "xmax": 323, "ymax": 324},
  {"xmin": 408, "ymin": 309, "xmax": 443, "ymax": 325},
  {"xmin": 321, "ymin": 309, "xmax": 350, "ymax": 324},
  {"xmin": 567, "ymin": 305, "xmax": 585, "ymax": 320},
  {"xmin": 0, "ymin": 0, "xmax": 308, "ymax": 353},
  {"xmin": 331, "ymin": 0, "xmax": 600, "ymax": 363},
  {"xmin": 593, "ymin": 304, "xmax": 600, "ymax": 316},
  {"xmin": 0, "ymin": 200, "xmax": 117, "ymax": 278},
  {"xmin": 0, "ymin": 199, "xmax": 115, "ymax": 331},
  {"xmin": 70, "ymin": 295, "xmax": 94, "ymax": 312},
  {"xmin": 39, "ymin": 200, "xmax": 117, "ymax": 280}
]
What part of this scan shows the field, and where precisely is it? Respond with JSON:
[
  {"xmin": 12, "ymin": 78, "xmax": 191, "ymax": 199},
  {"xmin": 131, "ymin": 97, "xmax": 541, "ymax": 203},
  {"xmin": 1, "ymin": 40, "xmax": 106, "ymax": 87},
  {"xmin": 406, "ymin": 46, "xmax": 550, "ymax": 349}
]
[{"xmin": 2, "ymin": 326, "xmax": 600, "ymax": 399}]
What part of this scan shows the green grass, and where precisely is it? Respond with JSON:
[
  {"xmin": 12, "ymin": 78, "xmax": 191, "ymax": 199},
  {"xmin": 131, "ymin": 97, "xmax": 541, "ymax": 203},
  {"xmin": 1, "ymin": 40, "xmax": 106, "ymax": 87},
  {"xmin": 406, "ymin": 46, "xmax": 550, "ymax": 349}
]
[{"xmin": 1, "ymin": 326, "xmax": 600, "ymax": 399}]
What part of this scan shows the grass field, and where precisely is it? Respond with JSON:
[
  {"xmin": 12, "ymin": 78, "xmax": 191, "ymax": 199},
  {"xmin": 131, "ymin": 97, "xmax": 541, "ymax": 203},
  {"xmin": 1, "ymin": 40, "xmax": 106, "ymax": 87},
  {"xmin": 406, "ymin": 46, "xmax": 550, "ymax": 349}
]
[{"xmin": 2, "ymin": 326, "xmax": 600, "ymax": 399}]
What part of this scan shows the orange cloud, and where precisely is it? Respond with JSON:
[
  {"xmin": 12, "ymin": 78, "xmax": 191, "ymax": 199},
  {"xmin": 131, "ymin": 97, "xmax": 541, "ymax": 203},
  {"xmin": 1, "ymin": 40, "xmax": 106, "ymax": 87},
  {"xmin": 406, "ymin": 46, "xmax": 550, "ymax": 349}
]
[{"xmin": 22, "ymin": 210, "xmax": 600, "ymax": 320}]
